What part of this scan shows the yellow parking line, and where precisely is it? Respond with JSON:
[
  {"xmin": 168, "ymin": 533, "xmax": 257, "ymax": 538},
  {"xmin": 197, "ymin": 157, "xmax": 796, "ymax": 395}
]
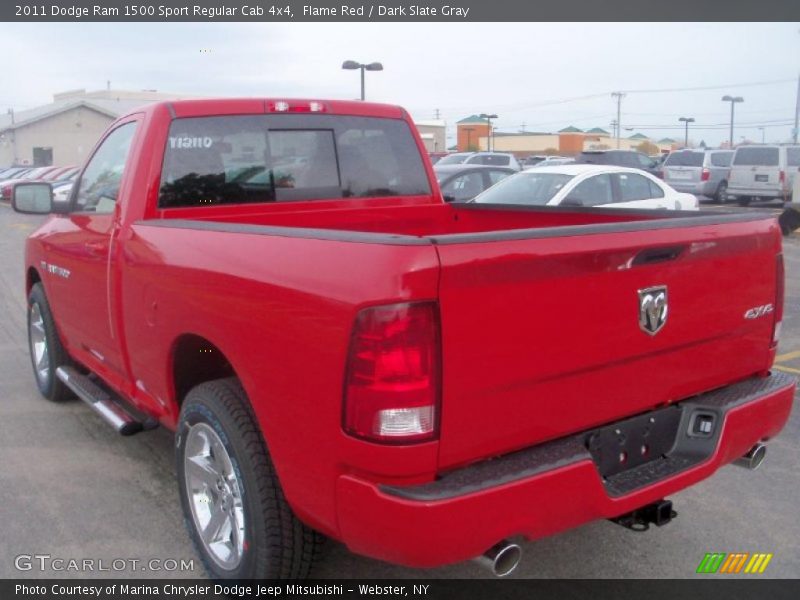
[
  {"xmin": 774, "ymin": 365, "xmax": 800, "ymax": 375},
  {"xmin": 775, "ymin": 350, "xmax": 800, "ymax": 363}
]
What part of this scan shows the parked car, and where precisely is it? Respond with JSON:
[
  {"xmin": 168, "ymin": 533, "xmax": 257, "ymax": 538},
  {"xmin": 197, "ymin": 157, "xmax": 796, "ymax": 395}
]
[
  {"xmin": 662, "ymin": 149, "xmax": 733, "ymax": 202},
  {"xmin": 472, "ymin": 164, "xmax": 698, "ymax": 210},
  {"xmin": 727, "ymin": 144, "xmax": 800, "ymax": 205},
  {"xmin": 41, "ymin": 166, "xmax": 78, "ymax": 182},
  {"xmin": 1, "ymin": 166, "xmax": 63, "ymax": 200},
  {"xmin": 10, "ymin": 98, "xmax": 791, "ymax": 579},
  {"xmin": 428, "ymin": 152, "xmax": 448, "ymax": 165},
  {"xmin": 575, "ymin": 150, "xmax": 662, "ymax": 177},
  {"xmin": 434, "ymin": 164, "xmax": 516, "ymax": 202},
  {"xmin": 521, "ymin": 155, "xmax": 547, "ymax": 167},
  {"xmin": 527, "ymin": 156, "xmax": 574, "ymax": 168},
  {"xmin": 0, "ymin": 167, "xmax": 32, "ymax": 180},
  {"xmin": 436, "ymin": 152, "xmax": 522, "ymax": 171},
  {"xmin": 435, "ymin": 151, "xmax": 474, "ymax": 166}
]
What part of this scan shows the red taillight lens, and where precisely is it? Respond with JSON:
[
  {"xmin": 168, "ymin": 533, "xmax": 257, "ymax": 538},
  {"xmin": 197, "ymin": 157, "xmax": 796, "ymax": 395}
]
[
  {"xmin": 772, "ymin": 253, "xmax": 784, "ymax": 348},
  {"xmin": 701, "ymin": 168, "xmax": 710, "ymax": 181},
  {"xmin": 267, "ymin": 100, "xmax": 327, "ymax": 113},
  {"xmin": 343, "ymin": 302, "xmax": 440, "ymax": 443},
  {"xmin": 1, "ymin": 184, "xmax": 10, "ymax": 198}
]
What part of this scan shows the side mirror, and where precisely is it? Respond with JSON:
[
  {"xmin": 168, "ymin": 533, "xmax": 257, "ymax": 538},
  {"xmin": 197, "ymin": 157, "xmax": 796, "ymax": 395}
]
[
  {"xmin": 561, "ymin": 197, "xmax": 584, "ymax": 207},
  {"xmin": 11, "ymin": 182, "xmax": 53, "ymax": 214}
]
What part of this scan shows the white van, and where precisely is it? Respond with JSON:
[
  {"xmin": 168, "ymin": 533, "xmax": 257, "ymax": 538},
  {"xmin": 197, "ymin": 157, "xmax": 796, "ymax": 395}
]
[{"xmin": 727, "ymin": 144, "xmax": 800, "ymax": 205}]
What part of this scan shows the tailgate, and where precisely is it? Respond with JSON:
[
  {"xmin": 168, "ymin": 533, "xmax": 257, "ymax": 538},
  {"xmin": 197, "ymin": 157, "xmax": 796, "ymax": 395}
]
[
  {"xmin": 730, "ymin": 165, "xmax": 781, "ymax": 191},
  {"xmin": 664, "ymin": 166, "xmax": 701, "ymax": 184},
  {"xmin": 432, "ymin": 215, "xmax": 781, "ymax": 469}
]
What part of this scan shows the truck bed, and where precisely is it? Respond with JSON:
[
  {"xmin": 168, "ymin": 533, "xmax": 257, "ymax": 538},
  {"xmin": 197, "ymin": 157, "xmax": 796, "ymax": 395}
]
[{"xmin": 156, "ymin": 198, "xmax": 765, "ymax": 241}]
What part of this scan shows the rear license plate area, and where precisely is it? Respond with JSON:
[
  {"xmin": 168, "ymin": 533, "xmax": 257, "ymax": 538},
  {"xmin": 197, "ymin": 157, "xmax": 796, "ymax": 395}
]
[
  {"xmin": 585, "ymin": 405, "xmax": 683, "ymax": 478},
  {"xmin": 755, "ymin": 174, "xmax": 769, "ymax": 182}
]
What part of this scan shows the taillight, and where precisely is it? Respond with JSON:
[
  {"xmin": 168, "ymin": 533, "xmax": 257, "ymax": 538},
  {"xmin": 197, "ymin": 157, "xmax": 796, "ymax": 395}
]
[
  {"xmin": 343, "ymin": 302, "xmax": 440, "ymax": 443},
  {"xmin": 772, "ymin": 253, "xmax": 784, "ymax": 348},
  {"xmin": 701, "ymin": 168, "xmax": 710, "ymax": 181},
  {"xmin": 1, "ymin": 184, "xmax": 10, "ymax": 198}
]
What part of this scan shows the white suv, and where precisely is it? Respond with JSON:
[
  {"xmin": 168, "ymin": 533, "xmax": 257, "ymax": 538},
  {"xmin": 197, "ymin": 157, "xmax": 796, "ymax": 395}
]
[{"xmin": 727, "ymin": 144, "xmax": 800, "ymax": 205}]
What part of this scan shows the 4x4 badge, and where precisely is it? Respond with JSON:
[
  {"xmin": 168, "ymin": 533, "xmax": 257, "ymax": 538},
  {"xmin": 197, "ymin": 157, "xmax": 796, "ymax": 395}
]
[{"xmin": 639, "ymin": 286, "xmax": 668, "ymax": 335}]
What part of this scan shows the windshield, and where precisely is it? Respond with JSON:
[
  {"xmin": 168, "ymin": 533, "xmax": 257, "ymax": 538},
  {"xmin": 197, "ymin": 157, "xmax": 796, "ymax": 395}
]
[
  {"xmin": 473, "ymin": 172, "xmax": 574, "ymax": 205},
  {"xmin": 665, "ymin": 152, "xmax": 704, "ymax": 167},
  {"xmin": 436, "ymin": 153, "xmax": 472, "ymax": 165}
]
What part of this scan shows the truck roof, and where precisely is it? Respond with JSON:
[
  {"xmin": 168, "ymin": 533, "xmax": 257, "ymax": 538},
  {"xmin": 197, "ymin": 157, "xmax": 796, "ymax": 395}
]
[{"xmin": 118, "ymin": 98, "xmax": 408, "ymax": 121}]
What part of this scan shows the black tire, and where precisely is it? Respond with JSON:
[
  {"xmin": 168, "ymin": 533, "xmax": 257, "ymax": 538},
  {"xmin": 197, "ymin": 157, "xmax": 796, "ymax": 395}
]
[
  {"xmin": 714, "ymin": 181, "xmax": 728, "ymax": 203},
  {"xmin": 737, "ymin": 196, "xmax": 752, "ymax": 207},
  {"xmin": 176, "ymin": 378, "xmax": 323, "ymax": 580},
  {"xmin": 27, "ymin": 283, "xmax": 72, "ymax": 402}
]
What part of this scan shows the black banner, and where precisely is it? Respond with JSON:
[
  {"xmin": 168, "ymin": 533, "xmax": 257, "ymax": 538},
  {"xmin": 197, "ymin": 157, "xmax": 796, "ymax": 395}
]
[
  {"xmin": 4, "ymin": 0, "xmax": 800, "ymax": 22},
  {"xmin": 5, "ymin": 580, "xmax": 800, "ymax": 600}
]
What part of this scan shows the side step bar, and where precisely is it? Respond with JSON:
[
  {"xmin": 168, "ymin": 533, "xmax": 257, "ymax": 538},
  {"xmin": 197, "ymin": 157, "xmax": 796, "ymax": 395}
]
[{"xmin": 56, "ymin": 366, "xmax": 156, "ymax": 436}]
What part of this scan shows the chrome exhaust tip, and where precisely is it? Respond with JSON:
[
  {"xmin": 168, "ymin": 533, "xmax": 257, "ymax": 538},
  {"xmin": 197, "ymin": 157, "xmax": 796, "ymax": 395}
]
[
  {"xmin": 473, "ymin": 540, "xmax": 522, "ymax": 577},
  {"xmin": 734, "ymin": 443, "xmax": 767, "ymax": 470}
]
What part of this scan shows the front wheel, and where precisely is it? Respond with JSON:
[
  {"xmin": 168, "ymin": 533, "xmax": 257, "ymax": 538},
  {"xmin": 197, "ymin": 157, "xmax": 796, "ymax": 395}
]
[
  {"xmin": 176, "ymin": 378, "xmax": 323, "ymax": 579},
  {"xmin": 27, "ymin": 283, "xmax": 71, "ymax": 402}
]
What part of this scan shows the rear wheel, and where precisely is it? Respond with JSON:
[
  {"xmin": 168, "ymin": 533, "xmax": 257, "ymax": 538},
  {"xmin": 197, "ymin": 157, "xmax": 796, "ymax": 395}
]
[
  {"xmin": 176, "ymin": 378, "xmax": 323, "ymax": 579},
  {"xmin": 714, "ymin": 181, "xmax": 728, "ymax": 203},
  {"xmin": 27, "ymin": 283, "xmax": 71, "ymax": 402}
]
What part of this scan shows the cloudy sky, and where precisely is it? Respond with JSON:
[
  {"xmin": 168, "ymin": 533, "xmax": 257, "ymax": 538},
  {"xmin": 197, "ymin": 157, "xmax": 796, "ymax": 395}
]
[{"xmin": 1, "ymin": 22, "xmax": 798, "ymax": 146}]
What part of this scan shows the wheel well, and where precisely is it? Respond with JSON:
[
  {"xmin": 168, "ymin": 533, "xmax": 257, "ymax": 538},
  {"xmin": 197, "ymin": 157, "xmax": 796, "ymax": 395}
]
[
  {"xmin": 172, "ymin": 335, "xmax": 235, "ymax": 406},
  {"xmin": 27, "ymin": 268, "xmax": 41, "ymax": 295}
]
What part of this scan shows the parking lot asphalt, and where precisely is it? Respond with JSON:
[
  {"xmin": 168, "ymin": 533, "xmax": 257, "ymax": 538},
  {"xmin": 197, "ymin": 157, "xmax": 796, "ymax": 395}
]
[{"xmin": 0, "ymin": 202, "xmax": 798, "ymax": 579}]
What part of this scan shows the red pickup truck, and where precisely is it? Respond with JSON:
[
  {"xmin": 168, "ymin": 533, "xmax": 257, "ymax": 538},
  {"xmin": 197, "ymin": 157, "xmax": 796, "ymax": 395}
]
[{"xmin": 11, "ymin": 98, "xmax": 795, "ymax": 579}]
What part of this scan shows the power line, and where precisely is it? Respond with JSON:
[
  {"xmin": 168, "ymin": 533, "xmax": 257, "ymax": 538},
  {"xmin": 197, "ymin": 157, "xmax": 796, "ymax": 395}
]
[{"xmin": 621, "ymin": 78, "xmax": 795, "ymax": 94}]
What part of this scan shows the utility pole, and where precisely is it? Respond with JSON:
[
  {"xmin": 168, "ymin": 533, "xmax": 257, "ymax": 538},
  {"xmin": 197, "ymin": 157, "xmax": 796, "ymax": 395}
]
[
  {"xmin": 793, "ymin": 72, "xmax": 799, "ymax": 144},
  {"xmin": 7, "ymin": 108, "xmax": 17, "ymax": 165},
  {"xmin": 610, "ymin": 119, "xmax": 618, "ymax": 141},
  {"xmin": 611, "ymin": 92, "xmax": 625, "ymax": 149},
  {"xmin": 434, "ymin": 108, "xmax": 440, "ymax": 120}
]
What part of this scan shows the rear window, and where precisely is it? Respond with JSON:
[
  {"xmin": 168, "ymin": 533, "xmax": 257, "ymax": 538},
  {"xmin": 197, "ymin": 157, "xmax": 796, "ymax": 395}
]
[
  {"xmin": 468, "ymin": 154, "xmax": 511, "ymax": 166},
  {"xmin": 577, "ymin": 152, "xmax": 612, "ymax": 165},
  {"xmin": 473, "ymin": 172, "xmax": 574, "ymax": 206},
  {"xmin": 664, "ymin": 152, "xmax": 704, "ymax": 167},
  {"xmin": 158, "ymin": 115, "xmax": 430, "ymax": 208},
  {"xmin": 710, "ymin": 152, "xmax": 733, "ymax": 167},
  {"xmin": 787, "ymin": 147, "xmax": 800, "ymax": 167},
  {"xmin": 733, "ymin": 147, "xmax": 779, "ymax": 167}
]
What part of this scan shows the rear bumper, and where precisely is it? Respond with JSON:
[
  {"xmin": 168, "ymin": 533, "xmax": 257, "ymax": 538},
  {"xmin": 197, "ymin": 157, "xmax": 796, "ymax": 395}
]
[
  {"xmin": 335, "ymin": 372, "xmax": 795, "ymax": 568},
  {"xmin": 667, "ymin": 181, "xmax": 715, "ymax": 196},
  {"xmin": 727, "ymin": 185, "xmax": 786, "ymax": 199}
]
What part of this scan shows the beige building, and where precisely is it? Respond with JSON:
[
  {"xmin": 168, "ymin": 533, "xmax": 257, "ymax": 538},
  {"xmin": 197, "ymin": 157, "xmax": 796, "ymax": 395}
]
[
  {"xmin": 477, "ymin": 126, "xmax": 678, "ymax": 157},
  {"xmin": 0, "ymin": 89, "xmax": 195, "ymax": 167},
  {"xmin": 414, "ymin": 119, "xmax": 447, "ymax": 153}
]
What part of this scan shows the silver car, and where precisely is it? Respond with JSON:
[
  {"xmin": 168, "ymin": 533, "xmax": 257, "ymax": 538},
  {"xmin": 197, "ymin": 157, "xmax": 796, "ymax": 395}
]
[{"xmin": 662, "ymin": 149, "xmax": 733, "ymax": 202}]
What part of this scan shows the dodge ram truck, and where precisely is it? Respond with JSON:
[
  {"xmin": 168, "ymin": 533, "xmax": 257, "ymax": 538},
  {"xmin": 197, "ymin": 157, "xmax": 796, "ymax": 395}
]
[{"xmin": 11, "ymin": 98, "xmax": 795, "ymax": 579}]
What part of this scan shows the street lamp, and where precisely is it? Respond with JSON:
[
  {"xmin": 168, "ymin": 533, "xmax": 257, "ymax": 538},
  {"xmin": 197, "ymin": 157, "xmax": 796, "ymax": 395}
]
[
  {"xmin": 758, "ymin": 126, "xmax": 765, "ymax": 144},
  {"xmin": 721, "ymin": 95, "xmax": 744, "ymax": 148},
  {"xmin": 479, "ymin": 113, "xmax": 498, "ymax": 152},
  {"xmin": 342, "ymin": 60, "xmax": 383, "ymax": 101},
  {"xmin": 678, "ymin": 117, "xmax": 695, "ymax": 147}
]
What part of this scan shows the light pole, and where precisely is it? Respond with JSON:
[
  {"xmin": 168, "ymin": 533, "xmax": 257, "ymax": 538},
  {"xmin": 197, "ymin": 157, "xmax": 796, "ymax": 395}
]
[
  {"xmin": 342, "ymin": 60, "xmax": 383, "ymax": 101},
  {"xmin": 479, "ymin": 113, "xmax": 498, "ymax": 152},
  {"xmin": 464, "ymin": 127, "xmax": 475, "ymax": 151},
  {"xmin": 758, "ymin": 126, "xmax": 765, "ymax": 144},
  {"xmin": 678, "ymin": 117, "xmax": 695, "ymax": 147},
  {"xmin": 721, "ymin": 95, "xmax": 743, "ymax": 149}
]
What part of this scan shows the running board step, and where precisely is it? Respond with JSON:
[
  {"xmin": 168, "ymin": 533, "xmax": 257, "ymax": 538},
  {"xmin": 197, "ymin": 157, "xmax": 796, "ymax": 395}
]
[{"xmin": 56, "ymin": 366, "xmax": 156, "ymax": 436}]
